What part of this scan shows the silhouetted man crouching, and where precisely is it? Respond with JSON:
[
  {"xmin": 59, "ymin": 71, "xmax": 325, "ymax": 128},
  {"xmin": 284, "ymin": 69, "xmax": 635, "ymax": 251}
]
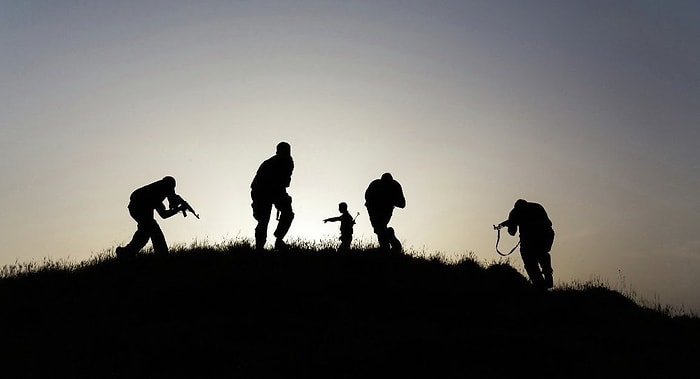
[{"xmin": 116, "ymin": 176, "xmax": 185, "ymax": 258}]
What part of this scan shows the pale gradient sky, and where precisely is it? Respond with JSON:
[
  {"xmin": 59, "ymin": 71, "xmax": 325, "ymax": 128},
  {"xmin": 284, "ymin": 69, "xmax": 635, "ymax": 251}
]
[{"xmin": 1, "ymin": 1, "xmax": 698, "ymax": 312}]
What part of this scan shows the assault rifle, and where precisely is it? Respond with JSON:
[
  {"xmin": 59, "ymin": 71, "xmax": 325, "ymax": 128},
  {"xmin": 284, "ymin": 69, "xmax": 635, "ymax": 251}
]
[{"xmin": 172, "ymin": 194, "xmax": 200, "ymax": 219}]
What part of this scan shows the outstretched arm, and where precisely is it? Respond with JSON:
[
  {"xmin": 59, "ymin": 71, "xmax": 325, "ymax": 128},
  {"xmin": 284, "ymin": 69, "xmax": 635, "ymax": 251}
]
[{"xmin": 324, "ymin": 216, "xmax": 341, "ymax": 223}]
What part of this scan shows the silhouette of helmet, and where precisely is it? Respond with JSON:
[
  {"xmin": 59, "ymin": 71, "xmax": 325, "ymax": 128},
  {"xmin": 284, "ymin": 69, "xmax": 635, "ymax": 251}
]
[
  {"xmin": 276, "ymin": 142, "xmax": 291, "ymax": 156},
  {"xmin": 162, "ymin": 176, "xmax": 176, "ymax": 188},
  {"xmin": 339, "ymin": 202, "xmax": 348, "ymax": 211}
]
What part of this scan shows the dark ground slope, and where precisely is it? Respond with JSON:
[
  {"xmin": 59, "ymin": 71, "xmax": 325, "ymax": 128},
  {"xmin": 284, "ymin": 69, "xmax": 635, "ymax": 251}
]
[{"xmin": 1, "ymin": 245, "xmax": 699, "ymax": 379}]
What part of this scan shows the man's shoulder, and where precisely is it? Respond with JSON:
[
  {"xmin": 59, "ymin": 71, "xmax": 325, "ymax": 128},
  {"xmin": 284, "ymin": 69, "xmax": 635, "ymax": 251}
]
[
  {"xmin": 268, "ymin": 155, "xmax": 293, "ymax": 166},
  {"xmin": 259, "ymin": 155, "xmax": 285, "ymax": 169},
  {"xmin": 368, "ymin": 179, "xmax": 383, "ymax": 187},
  {"xmin": 132, "ymin": 181, "xmax": 157, "ymax": 195},
  {"xmin": 526, "ymin": 202, "xmax": 547, "ymax": 213}
]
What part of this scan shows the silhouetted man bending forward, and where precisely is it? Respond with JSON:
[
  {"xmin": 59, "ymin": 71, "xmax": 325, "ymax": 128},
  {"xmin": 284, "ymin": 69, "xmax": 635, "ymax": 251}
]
[
  {"xmin": 365, "ymin": 173, "xmax": 406, "ymax": 253},
  {"xmin": 251, "ymin": 142, "xmax": 295, "ymax": 251},
  {"xmin": 116, "ymin": 176, "xmax": 185, "ymax": 258},
  {"xmin": 497, "ymin": 199, "xmax": 555, "ymax": 289}
]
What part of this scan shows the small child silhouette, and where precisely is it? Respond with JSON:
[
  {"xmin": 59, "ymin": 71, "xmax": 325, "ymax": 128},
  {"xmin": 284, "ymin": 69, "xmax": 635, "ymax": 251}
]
[{"xmin": 323, "ymin": 202, "xmax": 356, "ymax": 252}]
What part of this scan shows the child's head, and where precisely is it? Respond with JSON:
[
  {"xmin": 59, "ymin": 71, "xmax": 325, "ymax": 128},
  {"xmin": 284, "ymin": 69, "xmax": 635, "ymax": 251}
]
[{"xmin": 338, "ymin": 202, "xmax": 348, "ymax": 212}]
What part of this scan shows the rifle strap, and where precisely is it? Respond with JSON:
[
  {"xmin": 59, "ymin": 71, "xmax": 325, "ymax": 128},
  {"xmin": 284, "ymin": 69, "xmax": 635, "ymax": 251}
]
[{"xmin": 495, "ymin": 227, "xmax": 520, "ymax": 256}]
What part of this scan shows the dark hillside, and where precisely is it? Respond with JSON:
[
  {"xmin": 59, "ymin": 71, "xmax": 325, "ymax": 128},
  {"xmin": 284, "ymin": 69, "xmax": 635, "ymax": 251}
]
[{"xmin": 1, "ymin": 242, "xmax": 698, "ymax": 378}]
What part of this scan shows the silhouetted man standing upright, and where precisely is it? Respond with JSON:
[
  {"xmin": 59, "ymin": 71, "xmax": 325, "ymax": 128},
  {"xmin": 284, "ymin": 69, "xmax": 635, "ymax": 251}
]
[
  {"xmin": 365, "ymin": 173, "xmax": 405, "ymax": 253},
  {"xmin": 323, "ymin": 202, "xmax": 356, "ymax": 252},
  {"xmin": 116, "ymin": 176, "xmax": 185, "ymax": 258},
  {"xmin": 496, "ymin": 199, "xmax": 555, "ymax": 289},
  {"xmin": 251, "ymin": 142, "xmax": 295, "ymax": 251}
]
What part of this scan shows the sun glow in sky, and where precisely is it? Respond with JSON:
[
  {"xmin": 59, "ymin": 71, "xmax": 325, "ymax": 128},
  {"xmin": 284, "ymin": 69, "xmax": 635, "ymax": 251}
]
[{"xmin": 1, "ymin": 1, "xmax": 698, "ymax": 312}]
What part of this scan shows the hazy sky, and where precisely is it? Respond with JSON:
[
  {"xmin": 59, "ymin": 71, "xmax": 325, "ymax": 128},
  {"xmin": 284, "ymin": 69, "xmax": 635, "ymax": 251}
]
[{"xmin": 1, "ymin": 1, "xmax": 698, "ymax": 312}]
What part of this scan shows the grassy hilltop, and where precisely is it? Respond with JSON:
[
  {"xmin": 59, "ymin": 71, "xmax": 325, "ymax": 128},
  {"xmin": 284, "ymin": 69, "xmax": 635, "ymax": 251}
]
[{"xmin": 1, "ymin": 240, "xmax": 699, "ymax": 379}]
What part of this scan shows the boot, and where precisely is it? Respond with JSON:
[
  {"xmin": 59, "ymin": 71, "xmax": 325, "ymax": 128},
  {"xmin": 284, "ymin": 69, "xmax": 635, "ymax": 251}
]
[
  {"xmin": 274, "ymin": 238, "xmax": 288, "ymax": 251},
  {"xmin": 544, "ymin": 271, "xmax": 554, "ymax": 289},
  {"xmin": 255, "ymin": 240, "xmax": 266, "ymax": 251},
  {"xmin": 115, "ymin": 246, "xmax": 135, "ymax": 259}
]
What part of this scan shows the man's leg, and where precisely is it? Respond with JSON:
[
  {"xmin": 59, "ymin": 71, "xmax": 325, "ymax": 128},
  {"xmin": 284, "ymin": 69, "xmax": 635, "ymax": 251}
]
[
  {"xmin": 541, "ymin": 231, "xmax": 555, "ymax": 288},
  {"xmin": 521, "ymin": 250, "xmax": 545, "ymax": 288},
  {"xmin": 273, "ymin": 193, "xmax": 294, "ymax": 250},
  {"xmin": 339, "ymin": 234, "xmax": 352, "ymax": 252},
  {"xmin": 368, "ymin": 210, "xmax": 392, "ymax": 251},
  {"xmin": 540, "ymin": 252, "xmax": 554, "ymax": 288},
  {"xmin": 387, "ymin": 227, "xmax": 402, "ymax": 254},
  {"xmin": 149, "ymin": 220, "xmax": 168, "ymax": 255},
  {"xmin": 252, "ymin": 196, "xmax": 272, "ymax": 251},
  {"xmin": 119, "ymin": 225, "xmax": 149, "ymax": 258},
  {"xmin": 118, "ymin": 207, "xmax": 152, "ymax": 258}
]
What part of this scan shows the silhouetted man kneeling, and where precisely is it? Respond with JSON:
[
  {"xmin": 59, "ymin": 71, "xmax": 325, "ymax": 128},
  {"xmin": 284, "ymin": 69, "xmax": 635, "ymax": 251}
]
[
  {"xmin": 251, "ymin": 142, "xmax": 295, "ymax": 251},
  {"xmin": 116, "ymin": 176, "xmax": 185, "ymax": 258},
  {"xmin": 364, "ymin": 173, "xmax": 405, "ymax": 253},
  {"xmin": 496, "ymin": 199, "xmax": 555, "ymax": 289}
]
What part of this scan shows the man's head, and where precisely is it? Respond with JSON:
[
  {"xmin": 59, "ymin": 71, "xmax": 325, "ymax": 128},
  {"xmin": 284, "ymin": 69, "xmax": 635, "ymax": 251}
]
[
  {"xmin": 514, "ymin": 199, "xmax": 528, "ymax": 208},
  {"xmin": 339, "ymin": 202, "xmax": 348, "ymax": 212},
  {"xmin": 381, "ymin": 173, "xmax": 393, "ymax": 182},
  {"xmin": 162, "ymin": 176, "xmax": 176, "ymax": 189},
  {"xmin": 276, "ymin": 142, "xmax": 291, "ymax": 156}
]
